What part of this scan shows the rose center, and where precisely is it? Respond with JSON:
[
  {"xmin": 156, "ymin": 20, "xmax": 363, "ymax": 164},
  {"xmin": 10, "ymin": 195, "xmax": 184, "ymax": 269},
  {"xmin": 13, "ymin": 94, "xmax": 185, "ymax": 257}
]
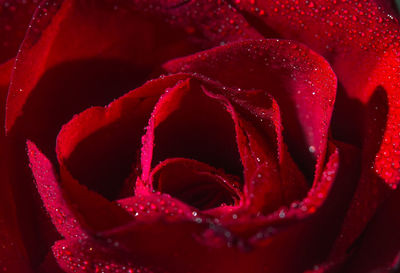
[{"xmin": 151, "ymin": 158, "xmax": 241, "ymax": 210}]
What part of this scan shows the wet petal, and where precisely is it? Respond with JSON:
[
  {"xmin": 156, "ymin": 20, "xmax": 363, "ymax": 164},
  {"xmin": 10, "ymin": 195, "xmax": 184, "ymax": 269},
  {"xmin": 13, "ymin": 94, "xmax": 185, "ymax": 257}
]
[
  {"xmin": 56, "ymin": 74, "xmax": 188, "ymax": 200},
  {"xmin": 204, "ymin": 82, "xmax": 309, "ymax": 212},
  {"xmin": 128, "ymin": 0, "xmax": 263, "ymax": 46},
  {"xmin": 247, "ymin": 141, "xmax": 360, "ymax": 272},
  {"xmin": 116, "ymin": 192, "xmax": 197, "ymax": 221},
  {"xmin": 6, "ymin": 0, "xmax": 199, "ymax": 158},
  {"xmin": 230, "ymin": 4, "xmax": 400, "ymax": 249},
  {"xmin": 140, "ymin": 78, "xmax": 243, "ymax": 184},
  {"xmin": 0, "ymin": 0, "xmax": 39, "ymax": 63},
  {"xmin": 164, "ymin": 39, "xmax": 337, "ymax": 182},
  {"xmin": 96, "ymin": 139, "xmax": 357, "ymax": 273},
  {"xmin": 27, "ymin": 140, "xmax": 133, "ymax": 238},
  {"xmin": 329, "ymin": 87, "xmax": 392, "ymax": 258},
  {"xmin": 52, "ymin": 239, "xmax": 159, "ymax": 273},
  {"xmin": 200, "ymin": 85, "xmax": 301, "ymax": 213},
  {"xmin": 139, "ymin": 76, "xmax": 306, "ymax": 213},
  {"xmin": 150, "ymin": 158, "xmax": 242, "ymax": 211},
  {"xmin": 41, "ymin": 141, "xmax": 359, "ymax": 273}
]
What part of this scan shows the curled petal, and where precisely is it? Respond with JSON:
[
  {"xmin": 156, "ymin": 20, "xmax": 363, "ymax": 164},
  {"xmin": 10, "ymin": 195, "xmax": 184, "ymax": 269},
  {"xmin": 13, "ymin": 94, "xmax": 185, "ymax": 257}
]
[
  {"xmin": 27, "ymin": 140, "xmax": 133, "ymax": 238},
  {"xmin": 56, "ymin": 74, "xmax": 188, "ymax": 199},
  {"xmin": 150, "ymin": 158, "xmax": 242, "ymax": 212},
  {"xmin": 139, "ymin": 78, "xmax": 243, "ymax": 185},
  {"xmin": 164, "ymin": 39, "xmax": 337, "ymax": 182},
  {"xmin": 6, "ymin": 0, "xmax": 199, "ymax": 158},
  {"xmin": 52, "ymin": 239, "xmax": 161, "ymax": 273},
  {"xmin": 230, "ymin": 1, "xmax": 400, "ymax": 249}
]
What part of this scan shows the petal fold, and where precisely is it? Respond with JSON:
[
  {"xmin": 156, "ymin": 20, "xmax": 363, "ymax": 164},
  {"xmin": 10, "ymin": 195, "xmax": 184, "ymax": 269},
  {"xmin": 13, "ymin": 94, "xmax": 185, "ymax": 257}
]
[{"xmin": 164, "ymin": 39, "xmax": 337, "ymax": 182}]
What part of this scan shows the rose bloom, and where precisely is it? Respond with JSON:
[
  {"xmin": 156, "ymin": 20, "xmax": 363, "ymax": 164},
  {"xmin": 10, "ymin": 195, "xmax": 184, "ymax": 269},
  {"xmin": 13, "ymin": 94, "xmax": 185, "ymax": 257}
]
[{"xmin": 1, "ymin": 0, "xmax": 400, "ymax": 272}]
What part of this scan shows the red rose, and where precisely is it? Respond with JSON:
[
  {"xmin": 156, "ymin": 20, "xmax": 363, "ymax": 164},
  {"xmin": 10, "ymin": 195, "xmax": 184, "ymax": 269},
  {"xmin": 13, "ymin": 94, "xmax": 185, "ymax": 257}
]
[{"xmin": 1, "ymin": 0, "xmax": 400, "ymax": 272}]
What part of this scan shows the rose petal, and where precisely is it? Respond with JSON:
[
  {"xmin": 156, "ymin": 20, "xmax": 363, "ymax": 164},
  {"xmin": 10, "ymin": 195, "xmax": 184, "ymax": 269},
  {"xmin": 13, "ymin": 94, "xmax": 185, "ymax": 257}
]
[
  {"xmin": 117, "ymin": 192, "xmax": 197, "ymax": 221},
  {"xmin": 163, "ymin": 39, "xmax": 337, "ymax": 182},
  {"xmin": 231, "ymin": 0, "xmax": 399, "ymax": 140},
  {"xmin": 246, "ymin": 141, "xmax": 360, "ymax": 272},
  {"xmin": 27, "ymin": 140, "xmax": 133, "ymax": 238},
  {"xmin": 232, "ymin": 0, "xmax": 400, "ymax": 207},
  {"xmin": 56, "ymin": 74, "xmax": 188, "ymax": 200},
  {"xmin": 52, "ymin": 239, "xmax": 160, "ymax": 273},
  {"xmin": 0, "ymin": 0, "xmax": 39, "ymax": 63},
  {"xmin": 200, "ymin": 85, "xmax": 301, "ymax": 213},
  {"xmin": 329, "ymin": 87, "xmax": 392, "ymax": 258},
  {"xmin": 6, "ymin": 0, "xmax": 199, "ymax": 157},
  {"xmin": 140, "ymin": 78, "xmax": 243, "ymax": 184},
  {"xmin": 373, "ymin": 0, "xmax": 400, "ymax": 17},
  {"xmin": 205, "ymin": 79, "xmax": 309, "ymax": 213},
  {"xmin": 342, "ymin": 187, "xmax": 400, "ymax": 273},
  {"xmin": 0, "ymin": 148, "xmax": 32, "ymax": 273},
  {"xmin": 37, "ymin": 250, "xmax": 64, "ymax": 273},
  {"xmin": 97, "ymin": 140, "xmax": 358, "ymax": 273},
  {"xmin": 129, "ymin": 0, "xmax": 263, "ymax": 46},
  {"xmin": 94, "ymin": 219, "xmax": 252, "ymax": 273},
  {"xmin": 139, "ymin": 76, "xmax": 305, "ymax": 212},
  {"xmin": 2, "ymin": 59, "xmax": 59, "ymax": 269},
  {"xmin": 202, "ymin": 81, "xmax": 309, "ymax": 214},
  {"xmin": 150, "ymin": 158, "xmax": 242, "ymax": 211},
  {"xmin": 0, "ymin": 61, "xmax": 32, "ymax": 272},
  {"xmin": 303, "ymin": 258, "xmax": 345, "ymax": 273}
]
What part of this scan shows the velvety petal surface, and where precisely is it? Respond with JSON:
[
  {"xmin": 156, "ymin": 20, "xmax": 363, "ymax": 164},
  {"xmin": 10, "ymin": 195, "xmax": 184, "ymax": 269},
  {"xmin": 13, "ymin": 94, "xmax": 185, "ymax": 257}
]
[
  {"xmin": 0, "ymin": 0, "xmax": 40, "ymax": 63},
  {"xmin": 0, "ymin": 2, "xmax": 52, "ymax": 270},
  {"xmin": 328, "ymin": 86, "xmax": 392, "ymax": 261},
  {"xmin": 6, "ymin": 0, "xmax": 200, "ymax": 157},
  {"xmin": 0, "ymin": 61, "xmax": 32, "ymax": 272},
  {"xmin": 56, "ymin": 74, "xmax": 188, "ymax": 199},
  {"xmin": 342, "ymin": 187, "xmax": 400, "ymax": 273},
  {"xmin": 65, "ymin": 141, "xmax": 359, "ymax": 273},
  {"xmin": 139, "ymin": 78, "xmax": 243, "ymax": 184},
  {"xmin": 52, "ymin": 239, "xmax": 162, "ymax": 273},
  {"xmin": 225, "ymin": 0, "xmax": 400, "ymax": 258},
  {"xmin": 164, "ymin": 39, "xmax": 337, "ymax": 182},
  {"xmin": 139, "ymin": 75, "xmax": 307, "ymax": 213},
  {"xmin": 6, "ymin": 1, "xmax": 400, "ymax": 272},
  {"xmin": 28, "ymin": 141, "xmax": 134, "ymax": 238},
  {"xmin": 4, "ymin": 0, "xmax": 202, "ymax": 267},
  {"xmin": 128, "ymin": 0, "xmax": 263, "ymax": 47},
  {"xmin": 150, "ymin": 158, "xmax": 242, "ymax": 212}
]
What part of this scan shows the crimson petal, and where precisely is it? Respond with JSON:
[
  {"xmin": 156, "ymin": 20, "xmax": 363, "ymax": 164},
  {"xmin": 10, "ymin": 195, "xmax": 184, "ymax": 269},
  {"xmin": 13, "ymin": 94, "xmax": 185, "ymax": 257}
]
[
  {"xmin": 52, "ymin": 239, "xmax": 160, "ymax": 273},
  {"xmin": 342, "ymin": 187, "xmax": 400, "ymax": 273},
  {"xmin": 140, "ymin": 78, "xmax": 243, "ymax": 184},
  {"xmin": 329, "ymin": 87, "xmax": 392, "ymax": 259},
  {"xmin": 27, "ymin": 140, "xmax": 133, "ymax": 238},
  {"xmin": 247, "ymin": 141, "xmax": 360, "ymax": 272},
  {"xmin": 0, "ymin": 62, "xmax": 32, "ymax": 272},
  {"xmin": 117, "ymin": 192, "xmax": 197, "ymax": 221},
  {"xmin": 230, "ymin": 2, "xmax": 400, "ymax": 250},
  {"xmin": 56, "ymin": 74, "xmax": 188, "ymax": 199},
  {"xmin": 163, "ymin": 39, "xmax": 337, "ymax": 182},
  {"xmin": 204, "ymin": 81, "xmax": 309, "ymax": 212},
  {"xmin": 0, "ymin": 0, "xmax": 39, "ymax": 63},
  {"xmin": 6, "ymin": 0, "xmax": 198, "ymax": 158},
  {"xmin": 150, "ymin": 158, "xmax": 242, "ymax": 212},
  {"xmin": 128, "ymin": 0, "xmax": 263, "ymax": 47},
  {"xmin": 94, "ymin": 141, "xmax": 357, "ymax": 273}
]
